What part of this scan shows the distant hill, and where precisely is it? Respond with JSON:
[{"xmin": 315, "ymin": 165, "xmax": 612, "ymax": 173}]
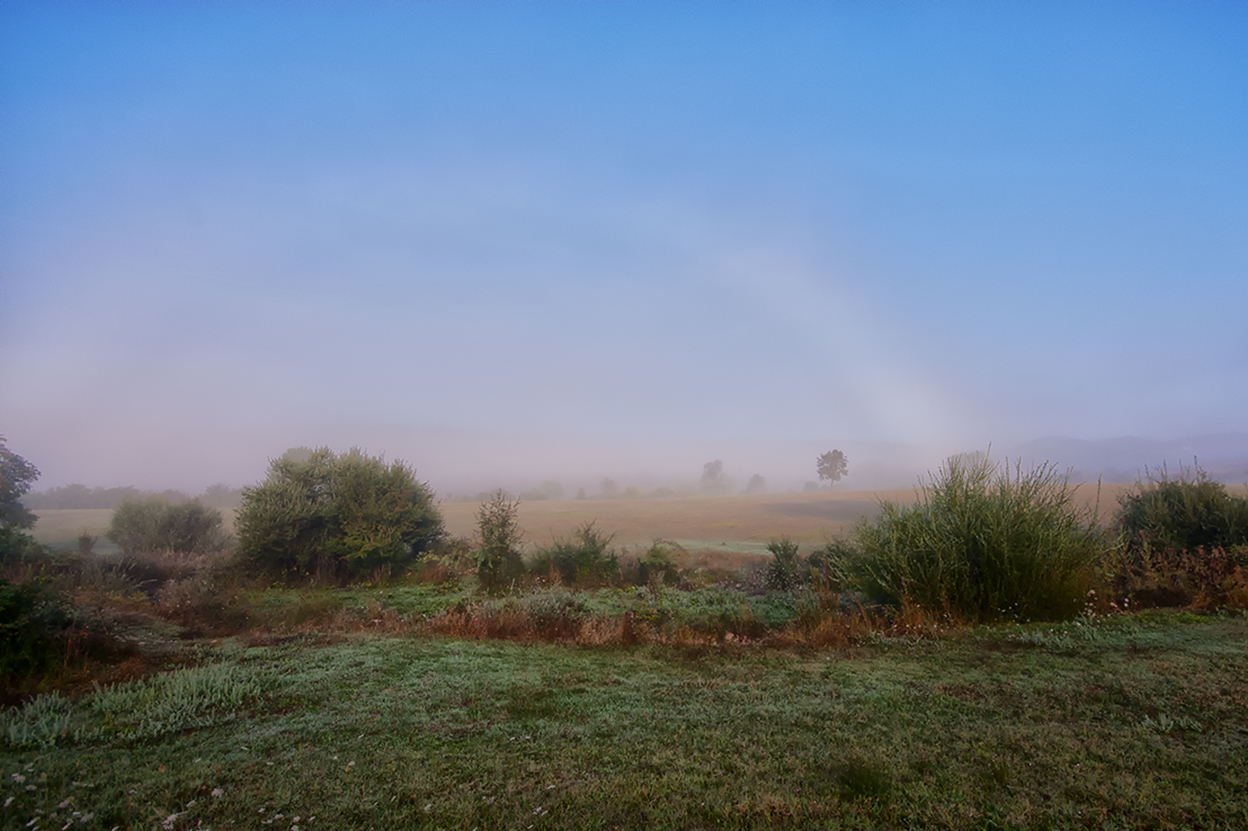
[{"xmin": 1005, "ymin": 434, "xmax": 1248, "ymax": 484}]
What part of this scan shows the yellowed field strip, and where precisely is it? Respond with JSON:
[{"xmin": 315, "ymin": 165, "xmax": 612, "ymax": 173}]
[
  {"xmin": 28, "ymin": 482, "xmax": 1152, "ymax": 555},
  {"xmin": 436, "ymin": 482, "xmax": 1136, "ymax": 553}
]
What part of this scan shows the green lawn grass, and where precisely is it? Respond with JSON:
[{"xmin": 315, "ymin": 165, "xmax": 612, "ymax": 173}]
[{"xmin": 4, "ymin": 613, "xmax": 1245, "ymax": 830}]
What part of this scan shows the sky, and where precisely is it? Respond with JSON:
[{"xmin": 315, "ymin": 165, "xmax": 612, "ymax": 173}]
[{"xmin": 1, "ymin": 1, "xmax": 1246, "ymax": 495}]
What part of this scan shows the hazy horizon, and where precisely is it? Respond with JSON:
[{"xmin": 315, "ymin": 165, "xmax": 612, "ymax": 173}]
[{"xmin": 3, "ymin": 3, "xmax": 1245, "ymax": 497}]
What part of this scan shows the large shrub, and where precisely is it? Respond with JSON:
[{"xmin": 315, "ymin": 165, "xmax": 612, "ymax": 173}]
[
  {"xmin": 108, "ymin": 497, "xmax": 229, "ymax": 556},
  {"xmin": 835, "ymin": 455, "xmax": 1104, "ymax": 623},
  {"xmin": 236, "ymin": 447, "xmax": 443, "ymax": 581}
]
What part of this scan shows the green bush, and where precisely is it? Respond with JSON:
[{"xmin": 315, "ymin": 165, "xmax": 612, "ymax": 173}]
[
  {"xmin": 476, "ymin": 491, "xmax": 526, "ymax": 592},
  {"xmin": 107, "ymin": 497, "xmax": 229, "ymax": 556},
  {"xmin": 834, "ymin": 455, "xmax": 1104, "ymax": 623},
  {"xmin": 530, "ymin": 522, "xmax": 619, "ymax": 587},
  {"xmin": 1117, "ymin": 464, "xmax": 1248, "ymax": 554},
  {"xmin": 236, "ymin": 447, "xmax": 444, "ymax": 582}
]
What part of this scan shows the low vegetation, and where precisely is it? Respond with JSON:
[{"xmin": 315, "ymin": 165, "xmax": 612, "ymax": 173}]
[{"xmin": 4, "ymin": 438, "xmax": 1248, "ymax": 828}]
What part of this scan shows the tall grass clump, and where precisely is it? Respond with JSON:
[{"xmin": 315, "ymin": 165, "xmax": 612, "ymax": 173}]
[{"xmin": 837, "ymin": 455, "xmax": 1104, "ymax": 623}]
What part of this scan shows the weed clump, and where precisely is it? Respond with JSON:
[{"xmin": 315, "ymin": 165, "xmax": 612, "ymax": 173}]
[
  {"xmin": 530, "ymin": 522, "xmax": 619, "ymax": 588},
  {"xmin": 834, "ymin": 455, "xmax": 1104, "ymax": 623}
]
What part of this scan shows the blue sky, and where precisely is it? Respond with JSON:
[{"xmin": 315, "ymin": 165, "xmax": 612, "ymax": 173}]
[{"xmin": 1, "ymin": 1, "xmax": 1245, "ymax": 493}]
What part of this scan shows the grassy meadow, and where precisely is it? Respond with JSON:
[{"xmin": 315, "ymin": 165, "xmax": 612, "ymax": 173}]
[{"xmin": 2, "ymin": 614, "xmax": 1245, "ymax": 829}]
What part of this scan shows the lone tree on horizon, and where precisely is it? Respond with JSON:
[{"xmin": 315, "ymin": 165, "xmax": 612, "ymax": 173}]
[{"xmin": 816, "ymin": 450, "xmax": 848, "ymax": 492}]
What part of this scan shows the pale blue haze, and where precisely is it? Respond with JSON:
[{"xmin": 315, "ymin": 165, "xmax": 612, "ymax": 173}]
[{"xmin": 1, "ymin": 2, "xmax": 1245, "ymax": 492}]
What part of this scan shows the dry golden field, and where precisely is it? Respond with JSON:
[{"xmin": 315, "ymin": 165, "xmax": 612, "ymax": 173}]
[
  {"xmin": 27, "ymin": 482, "xmax": 1151, "ymax": 556},
  {"xmin": 436, "ymin": 481, "xmax": 1137, "ymax": 554}
]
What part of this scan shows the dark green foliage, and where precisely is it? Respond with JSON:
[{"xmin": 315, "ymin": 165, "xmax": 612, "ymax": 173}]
[
  {"xmin": 835, "ymin": 455, "xmax": 1104, "ymax": 622},
  {"xmin": 236, "ymin": 447, "xmax": 444, "ymax": 582},
  {"xmin": 108, "ymin": 497, "xmax": 229, "ymax": 556},
  {"xmin": 476, "ymin": 490, "xmax": 525, "ymax": 592},
  {"xmin": 0, "ymin": 578, "xmax": 71, "ymax": 678},
  {"xmin": 0, "ymin": 523, "xmax": 48, "ymax": 567},
  {"xmin": 0, "ymin": 435, "xmax": 40, "ymax": 529},
  {"xmin": 764, "ymin": 537, "xmax": 803, "ymax": 591},
  {"xmin": 1117, "ymin": 464, "xmax": 1248, "ymax": 554},
  {"xmin": 531, "ymin": 522, "xmax": 619, "ymax": 587}
]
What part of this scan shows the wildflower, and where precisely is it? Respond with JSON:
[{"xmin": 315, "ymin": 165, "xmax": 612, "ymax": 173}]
[
  {"xmin": 12, "ymin": 774, "xmax": 25, "ymax": 784},
  {"xmin": 211, "ymin": 789, "xmax": 224, "ymax": 799}
]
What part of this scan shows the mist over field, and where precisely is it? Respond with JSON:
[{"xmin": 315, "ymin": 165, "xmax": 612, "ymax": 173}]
[{"xmin": 1, "ymin": 2, "xmax": 1245, "ymax": 498}]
